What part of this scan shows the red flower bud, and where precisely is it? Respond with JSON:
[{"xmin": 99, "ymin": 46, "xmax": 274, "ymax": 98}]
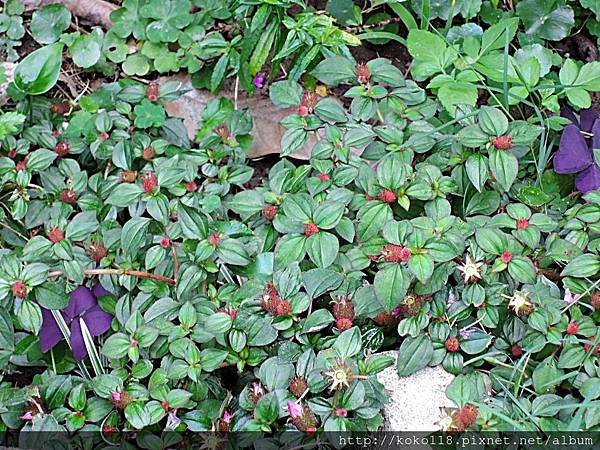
[
  {"xmin": 500, "ymin": 251, "xmax": 512, "ymax": 264},
  {"xmin": 516, "ymin": 218, "xmax": 529, "ymax": 230},
  {"xmin": 88, "ymin": 242, "xmax": 108, "ymax": 263},
  {"xmin": 99, "ymin": 132, "xmax": 110, "ymax": 141},
  {"xmin": 146, "ymin": 83, "xmax": 159, "ymax": 102},
  {"xmin": 12, "ymin": 280, "xmax": 28, "ymax": 299},
  {"xmin": 142, "ymin": 146, "xmax": 156, "ymax": 161},
  {"xmin": 336, "ymin": 318, "xmax": 353, "ymax": 331},
  {"xmin": 262, "ymin": 205, "xmax": 278, "ymax": 221},
  {"xmin": 378, "ymin": 189, "xmax": 397, "ymax": 204},
  {"xmin": 7, "ymin": 150, "xmax": 16, "ymax": 158},
  {"xmin": 492, "ymin": 135, "xmax": 513, "ymax": 150},
  {"xmin": 120, "ymin": 170, "xmax": 137, "ymax": 183},
  {"xmin": 16, "ymin": 161, "xmax": 27, "ymax": 171},
  {"xmin": 141, "ymin": 172, "xmax": 158, "ymax": 194},
  {"xmin": 160, "ymin": 236, "xmax": 170, "ymax": 248},
  {"xmin": 511, "ymin": 344, "xmax": 522, "ymax": 357},
  {"xmin": 185, "ymin": 181, "xmax": 197, "ymax": 192},
  {"xmin": 209, "ymin": 233, "xmax": 221, "ymax": 246},
  {"xmin": 297, "ymin": 105, "xmax": 309, "ymax": 117},
  {"xmin": 276, "ymin": 299, "xmax": 291, "ymax": 316},
  {"xmin": 445, "ymin": 337, "xmax": 460, "ymax": 352},
  {"xmin": 48, "ymin": 227, "xmax": 65, "ymax": 244},
  {"xmin": 53, "ymin": 142, "xmax": 70, "ymax": 158},
  {"xmin": 318, "ymin": 173, "xmax": 330, "ymax": 181},
  {"xmin": 567, "ymin": 321, "xmax": 579, "ymax": 335},
  {"xmin": 60, "ymin": 189, "xmax": 77, "ymax": 205},
  {"xmin": 304, "ymin": 223, "xmax": 319, "ymax": 237}
]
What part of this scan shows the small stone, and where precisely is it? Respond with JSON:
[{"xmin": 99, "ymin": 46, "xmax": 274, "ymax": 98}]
[{"xmin": 376, "ymin": 351, "xmax": 455, "ymax": 431}]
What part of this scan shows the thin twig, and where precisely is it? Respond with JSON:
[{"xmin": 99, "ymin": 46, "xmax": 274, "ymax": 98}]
[{"xmin": 48, "ymin": 268, "xmax": 176, "ymax": 285}]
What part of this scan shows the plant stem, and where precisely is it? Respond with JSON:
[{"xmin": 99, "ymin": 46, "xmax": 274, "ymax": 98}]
[{"xmin": 48, "ymin": 268, "xmax": 176, "ymax": 285}]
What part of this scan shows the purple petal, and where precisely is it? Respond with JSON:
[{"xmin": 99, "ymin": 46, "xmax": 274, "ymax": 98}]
[
  {"xmin": 39, "ymin": 308, "xmax": 63, "ymax": 353},
  {"xmin": 560, "ymin": 106, "xmax": 578, "ymax": 126},
  {"xmin": 580, "ymin": 109, "xmax": 599, "ymax": 134},
  {"xmin": 553, "ymin": 124, "xmax": 592, "ymax": 174},
  {"xmin": 576, "ymin": 164, "xmax": 600, "ymax": 193},
  {"xmin": 82, "ymin": 309, "xmax": 112, "ymax": 336},
  {"xmin": 92, "ymin": 282, "xmax": 112, "ymax": 298},
  {"xmin": 69, "ymin": 319, "xmax": 87, "ymax": 361},
  {"xmin": 65, "ymin": 286, "xmax": 97, "ymax": 318},
  {"xmin": 592, "ymin": 119, "xmax": 600, "ymax": 151}
]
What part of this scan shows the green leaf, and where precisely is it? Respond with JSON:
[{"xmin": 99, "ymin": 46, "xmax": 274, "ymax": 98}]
[
  {"xmin": 14, "ymin": 43, "xmax": 63, "ymax": 95},
  {"xmin": 307, "ymin": 231, "xmax": 339, "ymax": 268},
  {"xmin": 396, "ymin": 335, "xmax": 433, "ymax": 376},
  {"xmin": 302, "ymin": 309, "xmax": 334, "ymax": 333},
  {"xmin": 333, "ymin": 327, "xmax": 362, "ymax": 360},
  {"xmin": 106, "ymin": 183, "xmax": 144, "ymax": 207},
  {"xmin": 70, "ymin": 34, "xmax": 102, "ymax": 69},
  {"xmin": 270, "ymin": 80, "xmax": 302, "ymax": 108},
  {"xmin": 465, "ymin": 153, "xmax": 488, "ymax": 192},
  {"xmin": 375, "ymin": 264, "xmax": 409, "ymax": 312},
  {"xmin": 489, "ymin": 148, "xmax": 518, "ymax": 191},
  {"xmin": 508, "ymin": 256, "xmax": 537, "ymax": 284},
  {"xmin": 30, "ymin": 4, "xmax": 71, "ymax": 44},
  {"xmin": 561, "ymin": 254, "xmax": 600, "ymax": 278},
  {"xmin": 311, "ymin": 56, "xmax": 356, "ymax": 85},
  {"xmin": 517, "ymin": 0, "xmax": 574, "ymax": 41},
  {"xmin": 65, "ymin": 211, "xmax": 99, "ymax": 241},
  {"xmin": 125, "ymin": 401, "xmax": 151, "ymax": 429},
  {"xmin": 408, "ymin": 254, "xmax": 434, "ymax": 283},
  {"xmin": 178, "ymin": 202, "xmax": 208, "ymax": 240}
]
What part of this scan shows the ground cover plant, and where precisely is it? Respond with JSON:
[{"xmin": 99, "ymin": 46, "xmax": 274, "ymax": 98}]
[{"xmin": 3, "ymin": 0, "xmax": 600, "ymax": 445}]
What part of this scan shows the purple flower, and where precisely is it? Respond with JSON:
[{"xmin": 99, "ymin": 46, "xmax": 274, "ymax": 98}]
[
  {"xmin": 254, "ymin": 73, "xmax": 265, "ymax": 89},
  {"xmin": 553, "ymin": 107, "xmax": 600, "ymax": 193},
  {"xmin": 166, "ymin": 412, "xmax": 181, "ymax": 430},
  {"xmin": 39, "ymin": 284, "xmax": 113, "ymax": 361},
  {"xmin": 563, "ymin": 288, "xmax": 582, "ymax": 305},
  {"xmin": 287, "ymin": 401, "xmax": 303, "ymax": 418},
  {"xmin": 459, "ymin": 327, "xmax": 478, "ymax": 339}
]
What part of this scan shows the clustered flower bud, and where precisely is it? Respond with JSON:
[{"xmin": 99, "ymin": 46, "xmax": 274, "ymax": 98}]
[
  {"xmin": 185, "ymin": 181, "xmax": 197, "ymax": 192},
  {"xmin": 332, "ymin": 296, "xmax": 355, "ymax": 331},
  {"xmin": 516, "ymin": 218, "xmax": 529, "ymax": 230},
  {"xmin": 492, "ymin": 135, "xmax": 513, "ymax": 150},
  {"xmin": 48, "ymin": 227, "xmax": 65, "ymax": 244},
  {"xmin": 262, "ymin": 204, "xmax": 278, "ymax": 221},
  {"xmin": 141, "ymin": 172, "xmax": 158, "ymax": 194},
  {"xmin": 396, "ymin": 294, "xmax": 429, "ymax": 317},
  {"xmin": 121, "ymin": 170, "xmax": 138, "ymax": 183},
  {"xmin": 566, "ymin": 321, "xmax": 579, "ymax": 335},
  {"xmin": 16, "ymin": 160, "xmax": 27, "ymax": 171},
  {"xmin": 289, "ymin": 376, "xmax": 308, "ymax": 398},
  {"xmin": 87, "ymin": 242, "xmax": 108, "ymax": 263},
  {"xmin": 111, "ymin": 391, "xmax": 132, "ymax": 409},
  {"xmin": 142, "ymin": 146, "xmax": 156, "ymax": 161},
  {"xmin": 511, "ymin": 344, "xmax": 522, "ymax": 358},
  {"xmin": 445, "ymin": 337, "xmax": 460, "ymax": 352},
  {"xmin": 318, "ymin": 173, "xmax": 330, "ymax": 182},
  {"xmin": 261, "ymin": 282, "xmax": 292, "ymax": 317},
  {"xmin": 287, "ymin": 401, "xmax": 318, "ymax": 433},
  {"xmin": 54, "ymin": 142, "xmax": 70, "ymax": 158},
  {"xmin": 50, "ymin": 102, "xmax": 69, "ymax": 115},
  {"xmin": 146, "ymin": 82, "xmax": 159, "ymax": 102},
  {"xmin": 160, "ymin": 236, "xmax": 170, "ymax": 248},
  {"xmin": 250, "ymin": 382, "xmax": 264, "ymax": 404},
  {"xmin": 584, "ymin": 336, "xmax": 600, "ymax": 355},
  {"xmin": 378, "ymin": 189, "xmax": 397, "ymax": 204},
  {"xmin": 208, "ymin": 233, "xmax": 221, "ymax": 246},
  {"xmin": 297, "ymin": 92, "xmax": 319, "ymax": 117},
  {"xmin": 372, "ymin": 311, "xmax": 400, "ymax": 329},
  {"xmin": 60, "ymin": 189, "xmax": 77, "ymax": 205},
  {"xmin": 451, "ymin": 404, "xmax": 478, "ymax": 431},
  {"xmin": 98, "ymin": 132, "xmax": 110, "ymax": 141},
  {"xmin": 12, "ymin": 280, "xmax": 28, "ymax": 299},
  {"xmin": 382, "ymin": 244, "xmax": 411, "ymax": 263},
  {"xmin": 500, "ymin": 251, "xmax": 512, "ymax": 264},
  {"xmin": 304, "ymin": 223, "xmax": 319, "ymax": 237},
  {"xmin": 591, "ymin": 291, "xmax": 600, "ymax": 310},
  {"xmin": 356, "ymin": 63, "xmax": 371, "ymax": 84}
]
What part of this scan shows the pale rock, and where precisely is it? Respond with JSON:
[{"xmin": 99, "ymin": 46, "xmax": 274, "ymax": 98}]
[{"xmin": 376, "ymin": 351, "xmax": 455, "ymax": 431}]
